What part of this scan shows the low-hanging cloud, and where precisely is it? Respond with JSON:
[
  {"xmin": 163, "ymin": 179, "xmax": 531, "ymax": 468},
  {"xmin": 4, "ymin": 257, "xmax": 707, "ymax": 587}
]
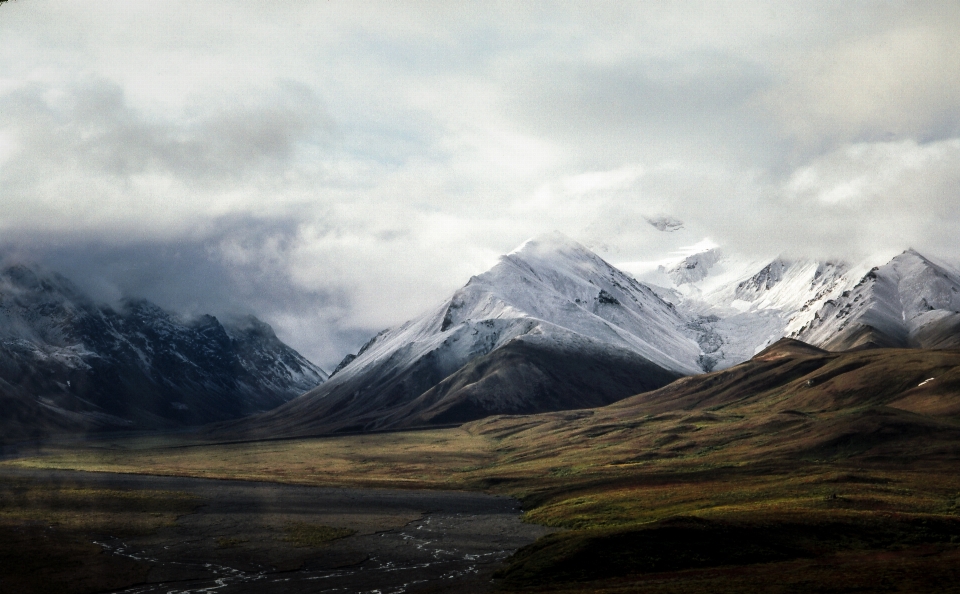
[
  {"xmin": 1, "ymin": 0, "xmax": 959, "ymax": 366},
  {"xmin": 766, "ymin": 13, "xmax": 960, "ymax": 153}
]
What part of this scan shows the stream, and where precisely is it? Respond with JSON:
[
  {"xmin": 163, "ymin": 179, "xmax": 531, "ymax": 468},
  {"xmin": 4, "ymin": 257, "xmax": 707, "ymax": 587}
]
[{"xmin": 3, "ymin": 469, "xmax": 551, "ymax": 593}]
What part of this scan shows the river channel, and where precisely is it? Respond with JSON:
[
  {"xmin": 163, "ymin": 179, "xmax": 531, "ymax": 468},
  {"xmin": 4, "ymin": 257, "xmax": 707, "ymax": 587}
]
[{"xmin": 4, "ymin": 469, "xmax": 553, "ymax": 593}]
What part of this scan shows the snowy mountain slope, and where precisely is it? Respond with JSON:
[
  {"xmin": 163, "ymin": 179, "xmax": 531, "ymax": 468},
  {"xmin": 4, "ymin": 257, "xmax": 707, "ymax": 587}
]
[
  {"xmin": 662, "ymin": 247, "xmax": 724, "ymax": 286},
  {"xmin": 698, "ymin": 259, "xmax": 862, "ymax": 369},
  {"xmin": 630, "ymin": 247, "xmax": 863, "ymax": 370},
  {"xmin": 630, "ymin": 242, "xmax": 960, "ymax": 362},
  {"xmin": 225, "ymin": 233, "xmax": 700, "ymax": 437},
  {"xmin": 0, "ymin": 263, "xmax": 325, "ymax": 442},
  {"xmin": 794, "ymin": 250, "xmax": 960, "ymax": 350}
]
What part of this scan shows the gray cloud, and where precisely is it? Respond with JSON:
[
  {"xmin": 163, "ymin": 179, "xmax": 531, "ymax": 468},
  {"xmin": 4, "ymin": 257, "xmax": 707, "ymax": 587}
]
[
  {"xmin": 14, "ymin": 79, "xmax": 327, "ymax": 175},
  {"xmin": 504, "ymin": 51, "xmax": 779, "ymax": 169},
  {"xmin": 0, "ymin": 216, "xmax": 368, "ymax": 369},
  {"xmin": 1, "ymin": 1, "xmax": 959, "ymax": 365}
]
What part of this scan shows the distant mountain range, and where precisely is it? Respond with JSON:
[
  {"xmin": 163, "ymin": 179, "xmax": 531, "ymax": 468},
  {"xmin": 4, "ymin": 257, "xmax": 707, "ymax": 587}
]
[
  {"xmin": 225, "ymin": 233, "xmax": 693, "ymax": 438},
  {"xmin": 6, "ymin": 233, "xmax": 960, "ymax": 444},
  {"xmin": 0, "ymin": 263, "xmax": 326, "ymax": 443},
  {"xmin": 220, "ymin": 233, "xmax": 960, "ymax": 439},
  {"xmin": 639, "ymin": 245, "xmax": 960, "ymax": 368},
  {"xmin": 795, "ymin": 249, "xmax": 960, "ymax": 350}
]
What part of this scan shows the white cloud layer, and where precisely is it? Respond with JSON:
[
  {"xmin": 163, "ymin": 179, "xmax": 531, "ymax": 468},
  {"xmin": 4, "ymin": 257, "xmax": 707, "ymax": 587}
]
[{"xmin": 1, "ymin": 0, "xmax": 959, "ymax": 367}]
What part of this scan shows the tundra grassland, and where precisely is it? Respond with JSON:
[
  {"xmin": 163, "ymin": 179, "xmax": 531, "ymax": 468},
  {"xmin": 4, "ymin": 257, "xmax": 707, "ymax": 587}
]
[
  {"xmin": 0, "ymin": 475, "xmax": 199, "ymax": 594},
  {"xmin": 7, "ymin": 345, "xmax": 960, "ymax": 591}
]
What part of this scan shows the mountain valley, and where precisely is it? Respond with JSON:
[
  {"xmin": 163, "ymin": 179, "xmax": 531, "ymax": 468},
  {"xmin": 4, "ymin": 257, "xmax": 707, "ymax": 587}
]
[
  {"xmin": 9, "ymin": 338, "xmax": 960, "ymax": 592},
  {"xmin": 216, "ymin": 234, "xmax": 960, "ymax": 440},
  {"xmin": 5, "ymin": 236, "xmax": 960, "ymax": 593}
]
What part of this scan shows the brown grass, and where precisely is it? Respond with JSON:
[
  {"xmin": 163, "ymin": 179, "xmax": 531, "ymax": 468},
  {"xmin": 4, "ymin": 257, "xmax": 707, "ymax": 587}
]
[
  {"xmin": 0, "ymin": 476, "xmax": 199, "ymax": 594},
  {"xmin": 5, "ymin": 346, "xmax": 960, "ymax": 591},
  {"xmin": 5, "ymin": 428, "xmax": 494, "ymax": 490}
]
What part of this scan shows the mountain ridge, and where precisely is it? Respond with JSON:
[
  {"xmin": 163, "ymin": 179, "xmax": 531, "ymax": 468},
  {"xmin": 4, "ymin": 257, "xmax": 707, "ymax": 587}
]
[
  {"xmin": 0, "ymin": 262, "xmax": 326, "ymax": 443},
  {"xmin": 221, "ymin": 235, "xmax": 960, "ymax": 439},
  {"xmin": 794, "ymin": 249, "xmax": 960, "ymax": 350},
  {"xmin": 219, "ymin": 233, "xmax": 697, "ymax": 438}
]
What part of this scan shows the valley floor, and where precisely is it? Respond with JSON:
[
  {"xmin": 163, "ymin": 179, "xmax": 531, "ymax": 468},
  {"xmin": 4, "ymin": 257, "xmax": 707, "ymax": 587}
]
[
  {"xmin": 8, "ymin": 344, "xmax": 960, "ymax": 592},
  {"xmin": 0, "ymin": 465, "xmax": 549, "ymax": 594},
  {"xmin": 5, "ymin": 422, "xmax": 960, "ymax": 593}
]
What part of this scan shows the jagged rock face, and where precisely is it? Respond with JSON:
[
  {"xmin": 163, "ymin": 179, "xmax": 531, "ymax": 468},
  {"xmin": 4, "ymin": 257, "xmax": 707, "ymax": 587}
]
[
  {"xmin": 222, "ymin": 233, "xmax": 695, "ymax": 438},
  {"xmin": 661, "ymin": 249, "xmax": 722, "ymax": 286},
  {"xmin": 735, "ymin": 259, "xmax": 787, "ymax": 298},
  {"xmin": 642, "ymin": 253, "xmax": 860, "ymax": 371},
  {"xmin": 0, "ymin": 264, "xmax": 325, "ymax": 442},
  {"xmin": 795, "ymin": 250, "xmax": 960, "ymax": 350}
]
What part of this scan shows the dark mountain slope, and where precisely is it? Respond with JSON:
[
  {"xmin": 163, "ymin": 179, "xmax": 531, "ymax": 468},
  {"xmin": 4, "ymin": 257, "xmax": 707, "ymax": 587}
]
[
  {"xmin": 383, "ymin": 339, "xmax": 680, "ymax": 427},
  {"xmin": 219, "ymin": 234, "xmax": 697, "ymax": 439},
  {"xmin": 0, "ymin": 264, "xmax": 326, "ymax": 443}
]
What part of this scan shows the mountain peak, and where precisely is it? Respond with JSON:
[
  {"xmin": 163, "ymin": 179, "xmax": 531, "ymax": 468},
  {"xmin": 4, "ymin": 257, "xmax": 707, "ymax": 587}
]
[
  {"xmin": 895, "ymin": 247, "xmax": 930, "ymax": 263},
  {"xmin": 0, "ymin": 263, "xmax": 327, "ymax": 440},
  {"xmin": 663, "ymin": 248, "xmax": 723, "ymax": 286},
  {"xmin": 795, "ymin": 248, "xmax": 960, "ymax": 351},
  {"xmin": 237, "ymin": 236, "xmax": 706, "ymax": 437},
  {"xmin": 509, "ymin": 231, "xmax": 590, "ymax": 260}
]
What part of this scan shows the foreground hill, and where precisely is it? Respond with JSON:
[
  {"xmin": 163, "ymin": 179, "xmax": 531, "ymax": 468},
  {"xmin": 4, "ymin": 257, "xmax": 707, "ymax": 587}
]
[
  {"xmin": 460, "ymin": 338, "xmax": 960, "ymax": 590},
  {"xmin": 221, "ymin": 233, "xmax": 699, "ymax": 438},
  {"xmin": 0, "ymin": 264, "xmax": 326, "ymax": 443},
  {"xmin": 469, "ymin": 337, "xmax": 960, "ymax": 470}
]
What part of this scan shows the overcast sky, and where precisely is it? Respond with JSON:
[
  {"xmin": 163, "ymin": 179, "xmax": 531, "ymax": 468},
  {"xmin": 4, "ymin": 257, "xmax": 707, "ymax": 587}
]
[{"xmin": 1, "ymin": 1, "xmax": 959, "ymax": 368}]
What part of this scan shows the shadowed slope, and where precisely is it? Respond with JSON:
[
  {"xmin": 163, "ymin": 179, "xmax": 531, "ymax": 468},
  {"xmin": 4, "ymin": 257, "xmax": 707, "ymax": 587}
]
[
  {"xmin": 385, "ymin": 339, "xmax": 680, "ymax": 427},
  {"xmin": 218, "ymin": 233, "xmax": 696, "ymax": 438},
  {"xmin": 0, "ymin": 264, "xmax": 326, "ymax": 443}
]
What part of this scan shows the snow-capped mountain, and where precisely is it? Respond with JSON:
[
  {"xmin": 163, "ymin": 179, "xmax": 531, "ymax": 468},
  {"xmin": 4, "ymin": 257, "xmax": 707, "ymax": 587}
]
[
  {"xmin": 0, "ymin": 263, "xmax": 325, "ymax": 442},
  {"xmin": 217, "ymin": 233, "xmax": 960, "ymax": 439},
  {"xmin": 225, "ymin": 233, "xmax": 701, "ymax": 437},
  {"xmin": 794, "ymin": 249, "xmax": 960, "ymax": 350},
  {"xmin": 662, "ymin": 248, "xmax": 723, "ymax": 286},
  {"xmin": 632, "ymin": 248, "xmax": 864, "ymax": 370},
  {"xmin": 629, "ymin": 240, "xmax": 960, "ymax": 367}
]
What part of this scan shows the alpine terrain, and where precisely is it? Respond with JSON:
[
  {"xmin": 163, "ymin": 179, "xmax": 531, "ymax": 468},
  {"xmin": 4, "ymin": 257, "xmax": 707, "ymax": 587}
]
[
  {"xmin": 224, "ymin": 234, "xmax": 960, "ymax": 439},
  {"xmin": 224, "ymin": 233, "xmax": 703, "ymax": 437},
  {"xmin": 794, "ymin": 249, "xmax": 960, "ymax": 350},
  {"xmin": 636, "ymin": 247, "xmax": 864, "ymax": 370},
  {"xmin": 0, "ymin": 263, "xmax": 326, "ymax": 443},
  {"xmin": 641, "ymin": 245, "xmax": 960, "ymax": 364}
]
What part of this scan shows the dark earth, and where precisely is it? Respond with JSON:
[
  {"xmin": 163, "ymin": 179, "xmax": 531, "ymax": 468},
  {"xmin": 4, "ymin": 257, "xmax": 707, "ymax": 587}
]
[{"xmin": 0, "ymin": 468, "xmax": 553, "ymax": 594}]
